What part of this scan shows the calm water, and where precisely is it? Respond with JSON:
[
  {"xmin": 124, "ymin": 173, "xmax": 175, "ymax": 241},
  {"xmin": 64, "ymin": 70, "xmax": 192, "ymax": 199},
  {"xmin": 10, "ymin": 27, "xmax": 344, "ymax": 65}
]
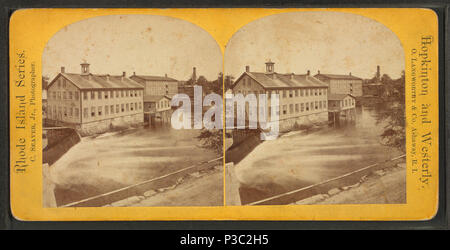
[
  {"xmin": 50, "ymin": 124, "xmax": 217, "ymax": 206},
  {"xmin": 235, "ymin": 104, "xmax": 403, "ymax": 204}
]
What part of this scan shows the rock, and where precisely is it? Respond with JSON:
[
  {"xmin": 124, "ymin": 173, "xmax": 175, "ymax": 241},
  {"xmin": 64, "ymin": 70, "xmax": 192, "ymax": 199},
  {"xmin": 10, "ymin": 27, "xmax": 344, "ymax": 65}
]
[
  {"xmin": 396, "ymin": 163, "xmax": 406, "ymax": 169},
  {"xmin": 144, "ymin": 190, "xmax": 157, "ymax": 197},
  {"xmin": 110, "ymin": 196, "xmax": 142, "ymax": 207},
  {"xmin": 176, "ymin": 177, "xmax": 184, "ymax": 184},
  {"xmin": 328, "ymin": 188, "xmax": 341, "ymax": 196},
  {"xmin": 189, "ymin": 172, "xmax": 202, "ymax": 178},
  {"xmin": 374, "ymin": 170, "xmax": 385, "ymax": 176},
  {"xmin": 295, "ymin": 194, "xmax": 327, "ymax": 205}
]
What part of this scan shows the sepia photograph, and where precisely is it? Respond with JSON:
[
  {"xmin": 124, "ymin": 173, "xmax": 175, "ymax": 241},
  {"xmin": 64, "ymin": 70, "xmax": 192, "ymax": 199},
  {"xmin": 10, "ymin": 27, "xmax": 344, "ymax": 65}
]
[
  {"xmin": 224, "ymin": 11, "xmax": 406, "ymax": 206},
  {"xmin": 41, "ymin": 15, "xmax": 224, "ymax": 207}
]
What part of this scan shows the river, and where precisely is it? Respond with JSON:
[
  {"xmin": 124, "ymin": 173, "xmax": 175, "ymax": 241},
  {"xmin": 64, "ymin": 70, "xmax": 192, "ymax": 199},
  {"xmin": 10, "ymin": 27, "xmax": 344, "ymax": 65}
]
[
  {"xmin": 49, "ymin": 124, "xmax": 218, "ymax": 206},
  {"xmin": 235, "ymin": 103, "xmax": 404, "ymax": 204}
]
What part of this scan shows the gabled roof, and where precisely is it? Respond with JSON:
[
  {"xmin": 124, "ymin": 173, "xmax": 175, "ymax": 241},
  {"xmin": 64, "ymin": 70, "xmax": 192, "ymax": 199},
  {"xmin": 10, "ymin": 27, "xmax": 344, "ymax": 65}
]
[
  {"xmin": 143, "ymin": 95, "xmax": 171, "ymax": 103},
  {"xmin": 328, "ymin": 93, "xmax": 355, "ymax": 101},
  {"xmin": 131, "ymin": 75, "xmax": 178, "ymax": 82},
  {"xmin": 235, "ymin": 72, "xmax": 328, "ymax": 89},
  {"xmin": 48, "ymin": 73, "xmax": 144, "ymax": 90},
  {"xmin": 314, "ymin": 73, "xmax": 362, "ymax": 80}
]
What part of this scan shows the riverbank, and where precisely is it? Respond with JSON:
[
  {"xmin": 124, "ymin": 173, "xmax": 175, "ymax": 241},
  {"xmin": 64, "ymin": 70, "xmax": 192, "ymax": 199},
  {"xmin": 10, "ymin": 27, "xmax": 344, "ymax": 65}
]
[
  {"xmin": 293, "ymin": 162, "xmax": 406, "ymax": 205},
  {"xmin": 104, "ymin": 164, "xmax": 223, "ymax": 207}
]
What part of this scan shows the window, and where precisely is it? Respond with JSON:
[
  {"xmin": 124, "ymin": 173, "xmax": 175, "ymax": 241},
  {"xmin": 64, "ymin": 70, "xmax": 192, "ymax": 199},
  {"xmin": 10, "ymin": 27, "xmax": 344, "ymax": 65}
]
[
  {"xmin": 305, "ymin": 89, "xmax": 309, "ymax": 96},
  {"xmin": 289, "ymin": 104, "xmax": 293, "ymax": 114},
  {"xmin": 295, "ymin": 104, "xmax": 299, "ymax": 113},
  {"xmin": 84, "ymin": 108, "xmax": 88, "ymax": 118},
  {"xmin": 289, "ymin": 90, "xmax": 293, "ymax": 98},
  {"xmin": 69, "ymin": 91, "xmax": 73, "ymax": 100},
  {"xmin": 91, "ymin": 107, "xmax": 95, "ymax": 117},
  {"xmin": 306, "ymin": 103, "xmax": 309, "ymax": 111},
  {"xmin": 283, "ymin": 105, "xmax": 287, "ymax": 115},
  {"xmin": 121, "ymin": 90, "xmax": 124, "ymax": 97},
  {"xmin": 91, "ymin": 91, "xmax": 95, "ymax": 100},
  {"xmin": 105, "ymin": 91, "xmax": 108, "ymax": 99},
  {"xmin": 63, "ymin": 91, "xmax": 66, "ymax": 100},
  {"xmin": 105, "ymin": 105, "xmax": 109, "ymax": 115},
  {"xmin": 301, "ymin": 103, "xmax": 304, "ymax": 112},
  {"xmin": 116, "ymin": 105, "xmax": 119, "ymax": 113},
  {"xmin": 315, "ymin": 89, "xmax": 318, "ymax": 96},
  {"xmin": 126, "ymin": 104, "xmax": 129, "ymax": 111},
  {"xmin": 74, "ymin": 92, "xmax": 79, "ymax": 100},
  {"xmin": 311, "ymin": 102, "xmax": 314, "ymax": 110},
  {"xmin": 98, "ymin": 106, "xmax": 102, "ymax": 116},
  {"xmin": 126, "ymin": 90, "xmax": 129, "ymax": 97},
  {"xmin": 139, "ymin": 102, "xmax": 142, "ymax": 110},
  {"xmin": 315, "ymin": 101, "xmax": 318, "ymax": 110},
  {"xmin": 83, "ymin": 92, "xmax": 88, "ymax": 100},
  {"xmin": 319, "ymin": 101, "xmax": 323, "ymax": 109},
  {"xmin": 324, "ymin": 101, "xmax": 327, "ymax": 109},
  {"xmin": 130, "ymin": 103, "xmax": 134, "ymax": 111},
  {"xmin": 283, "ymin": 91, "xmax": 287, "ymax": 98},
  {"xmin": 98, "ymin": 91, "xmax": 102, "ymax": 99},
  {"xmin": 63, "ymin": 79, "xmax": 66, "ymax": 88},
  {"xmin": 74, "ymin": 108, "xmax": 79, "ymax": 117},
  {"xmin": 295, "ymin": 90, "xmax": 299, "ymax": 97},
  {"xmin": 64, "ymin": 107, "xmax": 67, "ymax": 117},
  {"xmin": 121, "ymin": 104, "xmax": 124, "ymax": 112},
  {"xmin": 110, "ymin": 91, "xmax": 114, "ymax": 99},
  {"xmin": 319, "ymin": 89, "xmax": 322, "ymax": 95},
  {"xmin": 110, "ymin": 105, "xmax": 114, "ymax": 114},
  {"xmin": 69, "ymin": 107, "xmax": 73, "ymax": 117},
  {"xmin": 300, "ymin": 89, "xmax": 304, "ymax": 97},
  {"xmin": 116, "ymin": 91, "xmax": 119, "ymax": 98}
]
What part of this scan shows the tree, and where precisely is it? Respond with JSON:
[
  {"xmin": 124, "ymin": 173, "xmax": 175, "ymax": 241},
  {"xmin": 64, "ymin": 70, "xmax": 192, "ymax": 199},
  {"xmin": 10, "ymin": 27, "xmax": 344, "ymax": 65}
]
[
  {"xmin": 376, "ymin": 73, "xmax": 405, "ymax": 152},
  {"xmin": 197, "ymin": 128, "xmax": 223, "ymax": 155}
]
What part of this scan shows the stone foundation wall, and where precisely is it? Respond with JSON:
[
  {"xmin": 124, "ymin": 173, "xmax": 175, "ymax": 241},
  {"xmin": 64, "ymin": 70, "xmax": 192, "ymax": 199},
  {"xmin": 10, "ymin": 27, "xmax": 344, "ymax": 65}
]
[
  {"xmin": 79, "ymin": 113, "xmax": 144, "ymax": 136},
  {"xmin": 279, "ymin": 111, "xmax": 328, "ymax": 132}
]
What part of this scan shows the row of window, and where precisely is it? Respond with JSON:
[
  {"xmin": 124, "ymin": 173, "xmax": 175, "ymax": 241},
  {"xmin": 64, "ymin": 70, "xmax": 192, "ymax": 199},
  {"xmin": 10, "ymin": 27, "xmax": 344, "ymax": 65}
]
[
  {"xmin": 84, "ymin": 102, "xmax": 142, "ymax": 118},
  {"xmin": 156, "ymin": 100, "xmax": 170, "ymax": 109},
  {"xmin": 342, "ymin": 98, "xmax": 355, "ymax": 107},
  {"xmin": 271, "ymin": 100, "xmax": 328, "ymax": 116},
  {"xmin": 49, "ymin": 91, "xmax": 80, "ymax": 101},
  {"xmin": 83, "ymin": 90, "xmax": 142, "ymax": 100},
  {"xmin": 247, "ymin": 100, "xmax": 328, "ymax": 119},
  {"xmin": 49, "ymin": 89, "xmax": 143, "ymax": 101},
  {"xmin": 48, "ymin": 102, "xmax": 142, "ymax": 120},
  {"xmin": 236, "ymin": 88, "xmax": 327, "ymax": 98}
]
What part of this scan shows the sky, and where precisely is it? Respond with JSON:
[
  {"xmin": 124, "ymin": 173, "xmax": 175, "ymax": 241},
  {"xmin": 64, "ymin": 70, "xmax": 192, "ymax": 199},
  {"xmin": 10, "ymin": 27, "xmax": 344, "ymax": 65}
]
[
  {"xmin": 43, "ymin": 15, "xmax": 223, "ymax": 81},
  {"xmin": 224, "ymin": 11, "xmax": 405, "ymax": 80}
]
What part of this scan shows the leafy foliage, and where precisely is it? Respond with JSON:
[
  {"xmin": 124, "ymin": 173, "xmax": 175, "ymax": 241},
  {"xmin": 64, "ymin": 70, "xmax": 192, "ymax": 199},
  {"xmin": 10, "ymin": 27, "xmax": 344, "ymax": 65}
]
[
  {"xmin": 197, "ymin": 128, "xmax": 223, "ymax": 155},
  {"xmin": 376, "ymin": 72, "xmax": 406, "ymax": 152}
]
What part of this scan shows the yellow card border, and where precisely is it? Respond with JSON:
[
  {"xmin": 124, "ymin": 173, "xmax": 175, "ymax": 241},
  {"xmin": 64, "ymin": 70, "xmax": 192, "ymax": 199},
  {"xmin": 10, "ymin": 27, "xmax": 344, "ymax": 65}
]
[{"xmin": 9, "ymin": 8, "xmax": 439, "ymax": 221}]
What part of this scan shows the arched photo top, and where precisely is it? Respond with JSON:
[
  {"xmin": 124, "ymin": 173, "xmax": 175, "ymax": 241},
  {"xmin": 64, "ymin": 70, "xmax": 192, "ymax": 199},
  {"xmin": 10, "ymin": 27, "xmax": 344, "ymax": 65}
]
[
  {"xmin": 224, "ymin": 11, "xmax": 405, "ymax": 80},
  {"xmin": 43, "ymin": 14, "xmax": 223, "ymax": 81}
]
